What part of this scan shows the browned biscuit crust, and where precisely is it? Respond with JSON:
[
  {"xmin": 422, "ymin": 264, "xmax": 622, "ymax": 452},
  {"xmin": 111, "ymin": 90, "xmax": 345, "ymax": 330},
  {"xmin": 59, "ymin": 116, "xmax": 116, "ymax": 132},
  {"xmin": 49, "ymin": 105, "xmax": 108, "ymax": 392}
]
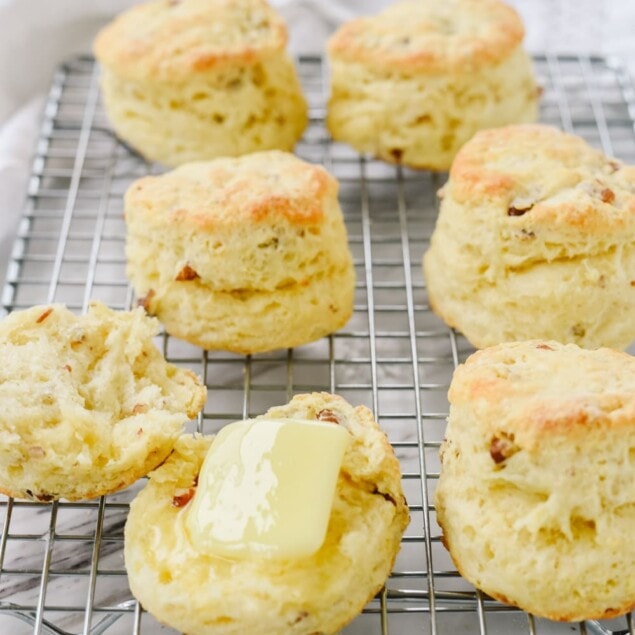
[{"xmin": 328, "ymin": 0, "xmax": 524, "ymax": 74}]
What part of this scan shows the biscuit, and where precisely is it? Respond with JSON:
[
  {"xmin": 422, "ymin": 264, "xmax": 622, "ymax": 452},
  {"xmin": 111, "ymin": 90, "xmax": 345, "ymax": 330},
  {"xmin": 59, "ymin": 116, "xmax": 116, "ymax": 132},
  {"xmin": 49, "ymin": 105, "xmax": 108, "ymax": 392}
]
[
  {"xmin": 125, "ymin": 151, "xmax": 355, "ymax": 353},
  {"xmin": 124, "ymin": 392, "xmax": 409, "ymax": 635},
  {"xmin": 423, "ymin": 124, "xmax": 635, "ymax": 349},
  {"xmin": 327, "ymin": 0, "xmax": 538, "ymax": 170},
  {"xmin": 435, "ymin": 341, "xmax": 635, "ymax": 621},
  {"xmin": 0, "ymin": 302, "xmax": 206, "ymax": 502},
  {"xmin": 93, "ymin": 0, "xmax": 307, "ymax": 166}
]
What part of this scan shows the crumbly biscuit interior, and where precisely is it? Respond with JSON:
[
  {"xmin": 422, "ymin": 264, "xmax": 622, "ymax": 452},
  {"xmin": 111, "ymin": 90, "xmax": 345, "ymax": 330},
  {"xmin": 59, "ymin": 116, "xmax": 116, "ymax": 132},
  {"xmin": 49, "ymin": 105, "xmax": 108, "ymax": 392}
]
[{"xmin": 0, "ymin": 303, "xmax": 203, "ymax": 499}]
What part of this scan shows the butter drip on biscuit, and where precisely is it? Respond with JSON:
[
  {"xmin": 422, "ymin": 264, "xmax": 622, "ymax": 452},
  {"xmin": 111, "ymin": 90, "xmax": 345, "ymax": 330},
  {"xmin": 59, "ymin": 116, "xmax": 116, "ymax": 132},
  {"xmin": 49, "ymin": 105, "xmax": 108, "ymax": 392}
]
[{"xmin": 185, "ymin": 418, "xmax": 349, "ymax": 559}]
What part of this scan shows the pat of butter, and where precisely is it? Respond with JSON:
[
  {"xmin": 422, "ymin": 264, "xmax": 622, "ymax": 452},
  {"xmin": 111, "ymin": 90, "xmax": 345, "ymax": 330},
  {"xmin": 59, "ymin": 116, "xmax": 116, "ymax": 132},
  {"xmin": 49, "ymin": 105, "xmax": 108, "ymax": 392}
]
[{"xmin": 185, "ymin": 418, "xmax": 350, "ymax": 559}]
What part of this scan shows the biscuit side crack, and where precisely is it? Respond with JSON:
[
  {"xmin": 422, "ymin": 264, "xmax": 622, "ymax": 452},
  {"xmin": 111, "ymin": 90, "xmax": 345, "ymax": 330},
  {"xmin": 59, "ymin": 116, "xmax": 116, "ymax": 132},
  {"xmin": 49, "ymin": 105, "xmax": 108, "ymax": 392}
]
[{"xmin": 504, "ymin": 243, "xmax": 623, "ymax": 275}]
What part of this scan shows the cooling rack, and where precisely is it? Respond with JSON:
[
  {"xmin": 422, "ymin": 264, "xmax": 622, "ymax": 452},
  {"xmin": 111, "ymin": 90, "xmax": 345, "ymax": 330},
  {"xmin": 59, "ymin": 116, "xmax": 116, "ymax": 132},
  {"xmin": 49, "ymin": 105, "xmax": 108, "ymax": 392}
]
[{"xmin": 1, "ymin": 53, "xmax": 635, "ymax": 635}]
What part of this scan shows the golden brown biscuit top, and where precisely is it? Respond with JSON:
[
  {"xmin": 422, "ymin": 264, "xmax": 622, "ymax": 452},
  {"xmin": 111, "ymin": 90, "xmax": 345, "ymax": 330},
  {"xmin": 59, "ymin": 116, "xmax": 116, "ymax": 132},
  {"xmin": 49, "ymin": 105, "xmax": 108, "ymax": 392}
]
[
  {"xmin": 94, "ymin": 0, "xmax": 287, "ymax": 82},
  {"xmin": 125, "ymin": 151, "xmax": 336, "ymax": 229},
  {"xmin": 446, "ymin": 124, "xmax": 635, "ymax": 235},
  {"xmin": 327, "ymin": 0, "xmax": 524, "ymax": 73},
  {"xmin": 449, "ymin": 341, "xmax": 635, "ymax": 447}
]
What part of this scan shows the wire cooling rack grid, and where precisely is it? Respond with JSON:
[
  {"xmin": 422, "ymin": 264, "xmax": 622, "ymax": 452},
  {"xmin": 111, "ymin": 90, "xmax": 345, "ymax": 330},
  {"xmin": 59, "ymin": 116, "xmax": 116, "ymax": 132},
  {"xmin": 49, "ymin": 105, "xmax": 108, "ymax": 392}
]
[{"xmin": 0, "ymin": 54, "xmax": 634, "ymax": 635}]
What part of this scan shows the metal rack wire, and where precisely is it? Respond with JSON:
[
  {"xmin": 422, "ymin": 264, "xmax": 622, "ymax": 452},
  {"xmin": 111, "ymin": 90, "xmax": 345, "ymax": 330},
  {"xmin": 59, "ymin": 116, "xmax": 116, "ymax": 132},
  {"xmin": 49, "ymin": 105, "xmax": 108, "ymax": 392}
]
[{"xmin": 1, "ymin": 53, "xmax": 635, "ymax": 635}]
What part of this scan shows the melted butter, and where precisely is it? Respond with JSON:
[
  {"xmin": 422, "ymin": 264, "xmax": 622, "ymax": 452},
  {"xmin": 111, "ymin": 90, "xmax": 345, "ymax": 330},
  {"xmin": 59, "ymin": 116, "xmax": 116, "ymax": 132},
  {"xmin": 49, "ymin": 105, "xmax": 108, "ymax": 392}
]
[
  {"xmin": 185, "ymin": 418, "xmax": 349, "ymax": 559},
  {"xmin": 138, "ymin": 501, "xmax": 196, "ymax": 580}
]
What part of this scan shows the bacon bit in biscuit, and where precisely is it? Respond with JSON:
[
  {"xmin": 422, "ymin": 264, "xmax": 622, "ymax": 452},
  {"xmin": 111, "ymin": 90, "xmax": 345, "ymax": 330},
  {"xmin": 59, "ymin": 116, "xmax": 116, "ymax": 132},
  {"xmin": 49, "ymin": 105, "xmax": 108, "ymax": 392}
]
[
  {"xmin": 70, "ymin": 334, "xmax": 85, "ymax": 350},
  {"xmin": 507, "ymin": 205, "xmax": 532, "ymax": 217},
  {"xmin": 136, "ymin": 428, "xmax": 144, "ymax": 436},
  {"xmin": 536, "ymin": 343, "xmax": 553, "ymax": 350},
  {"xmin": 26, "ymin": 489, "xmax": 55, "ymax": 502},
  {"xmin": 316, "ymin": 409, "xmax": 340, "ymax": 424},
  {"xmin": 175, "ymin": 264, "xmax": 200, "ymax": 281},
  {"xmin": 132, "ymin": 404, "xmax": 148, "ymax": 415},
  {"xmin": 172, "ymin": 488, "xmax": 196, "ymax": 508},
  {"xmin": 489, "ymin": 434, "xmax": 519, "ymax": 465},
  {"xmin": 137, "ymin": 289, "xmax": 156, "ymax": 312},
  {"xmin": 535, "ymin": 86, "xmax": 545, "ymax": 98},
  {"xmin": 36, "ymin": 308, "xmax": 54, "ymax": 324},
  {"xmin": 600, "ymin": 188, "xmax": 615, "ymax": 204},
  {"xmin": 64, "ymin": 364, "xmax": 72, "ymax": 372},
  {"xmin": 292, "ymin": 611, "xmax": 309, "ymax": 625},
  {"xmin": 257, "ymin": 237, "xmax": 279, "ymax": 249},
  {"xmin": 572, "ymin": 324, "xmax": 586, "ymax": 338},
  {"xmin": 28, "ymin": 446, "xmax": 45, "ymax": 458},
  {"xmin": 372, "ymin": 486, "xmax": 397, "ymax": 506}
]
